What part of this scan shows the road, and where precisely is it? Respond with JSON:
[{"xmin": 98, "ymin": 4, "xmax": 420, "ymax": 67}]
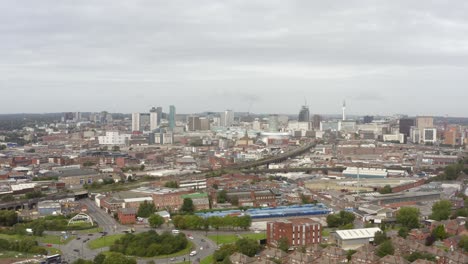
[{"xmin": 42, "ymin": 198, "xmax": 217, "ymax": 264}]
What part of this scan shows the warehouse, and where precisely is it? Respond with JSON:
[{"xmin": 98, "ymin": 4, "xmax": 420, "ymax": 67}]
[{"xmin": 331, "ymin": 227, "xmax": 381, "ymax": 250}]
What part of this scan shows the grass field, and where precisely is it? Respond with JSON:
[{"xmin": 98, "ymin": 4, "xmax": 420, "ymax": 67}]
[
  {"xmin": 200, "ymin": 254, "xmax": 213, "ymax": 264},
  {"xmin": 207, "ymin": 233, "xmax": 266, "ymax": 244},
  {"xmin": 322, "ymin": 228, "xmax": 331, "ymax": 237},
  {"xmin": 88, "ymin": 234, "xmax": 125, "ymax": 249},
  {"xmin": 0, "ymin": 234, "xmax": 74, "ymax": 245}
]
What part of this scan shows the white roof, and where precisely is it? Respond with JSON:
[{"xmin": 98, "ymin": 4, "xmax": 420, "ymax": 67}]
[
  {"xmin": 335, "ymin": 227, "xmax": 381, "ymax": 240},
  {"xmin": 11, "ymin": 183, "xmax": 36, "ymax": 191}
]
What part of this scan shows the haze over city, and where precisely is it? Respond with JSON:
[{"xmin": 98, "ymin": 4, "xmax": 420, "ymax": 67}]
[{"xmin": 1, "ymin": 0, "xmax": 468, "ymax": 116}]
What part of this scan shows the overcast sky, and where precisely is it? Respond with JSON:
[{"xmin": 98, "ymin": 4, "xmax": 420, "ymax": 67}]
[{"xmin": 1, "ymin": 1, "xmax": 468, "ymax": 117}]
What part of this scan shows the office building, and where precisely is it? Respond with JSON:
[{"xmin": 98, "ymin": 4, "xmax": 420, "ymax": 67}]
[
  {"xmin": 131, "ymin": 113, "xmax": 140, "ymax": 132},
  {"xmin": 169, "ymin": 105, "xmax": 176, "ymax": 131},
  {"xmin": 187, "ymin": 116, "xmax": 201, "ymax": 131},
  {"xmin": 423, "ymin": 128, "xmax": 437, "ymax": 144},
  {"xmin": 444, "ymin": 125, "xmax": 463, "ymax": 146},
  {"xmin": 416, "ymin": 116, "xmax": 434, "ymax": 130},
  {"xmin": 149, "ymin": 107, "xmax": 158, "ymax": 131},
  {"xmin": 221, "ymin": 110, "xmax": 234, "ymax": 127},
  {"xmin": 399, "ymin": 118, "xmax": 415, "ymax": 138},
  {"xmin": 410, "ymin": 126, "xmax": 420, "ymax": 143},
  {"xmin": 363, "ymin": 116, "xmax": 374, "ymax": 124},
  {"xmin": 298, "ymin": 105, "xmax": 310, "ymax": 122},
  {"xmin": 312, "ymin": 115, "xmax": 322, "ymax": 130},
  {"xmin": 268, "ymin": 114, "xmax": 279, "ymax": 132},
  {"xmin": 156, "ymin": 107, "xmax": 163, "ymax": 124},
  {"xmin": 98, "ymin": 131, "xmax": 131, "ymax": 145},
  {"xmin": 267, "ymin": 218, "xmax": 322, "ymax": 248},
  {"xmin": 199, "ymin": 117, "xmax": 210, "ymax": 131}
]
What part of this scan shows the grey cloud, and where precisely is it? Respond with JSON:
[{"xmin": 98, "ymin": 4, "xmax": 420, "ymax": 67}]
[{"xmin": 0, "ymin": 0, "xmax": 467, "ymax": 116}]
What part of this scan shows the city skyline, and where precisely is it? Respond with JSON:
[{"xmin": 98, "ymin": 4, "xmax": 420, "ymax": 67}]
[{"xmin": 1, "ymin": 1, "xmax": 468, "ymax": 116}]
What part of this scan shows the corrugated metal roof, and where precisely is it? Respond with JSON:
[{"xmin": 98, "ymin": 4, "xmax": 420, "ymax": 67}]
[{"xmin": 335, "ymin": 227, "xmax": 381, "ymax": 240}]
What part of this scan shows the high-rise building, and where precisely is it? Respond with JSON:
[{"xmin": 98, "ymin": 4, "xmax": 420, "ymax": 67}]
[
  {"xmin": 363, "ymin": 116, "xmax": 374, "ymax": 124},
  {"xmin": 312, "ymin": 115, "xmax": 322, "ymax": 130},
  {"xmin": 221, "ymin": 110, "xmax": 234, "ymax": 127},
  {"xmin": 149, "ymin": 107, "xmax": 158, "ymax": 131},
  {"xmin": 156, "ymin": 107, "xmax": 163, "ymax": 125},
  {"xmin": 423, "ymin": 128, "xmax": 437, "ymax": 144},
  {"xmin": 268, "ymin": 114, "xmax": 279, "ymax": 132},
  {"xmin": 416, "ymin": 116, "xmax": 434, "ymax": 130},
  {"xmin": 298, "ymin": 105, "xmax": 310, "ymax": 122},
  {"xmin": 187, "ymin": 116, "xmax": 201, "ymax": 131},
  {"xmin": 399, "ymin": 118, "xmax": 415, "ymax": 137},
  {"xmin": 444, "ymin": 125, "xmax": 463, "ymax": 146},
  {"xmin": 342, "ymin": 100, "xmax": 346, "ymax": 121},
  {"xmin": 199, "ymin": 117, "xmax": 210, "ymax": 131},
  {"xmin": 131, "ymin": 113, "xmax": 141, "ymax": 132},
  {"xmin": 267, "ymin": 218, "xmax": 322, "ymax": 248},
  {"xmin": 169, "ymin": 105, "xmax": 176, "ymax": 131}
]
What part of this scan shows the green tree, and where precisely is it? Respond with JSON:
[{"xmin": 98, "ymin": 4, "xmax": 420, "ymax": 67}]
[
  {"xmin": 164, "ymin": 181, "xmax": 179, "ymax": 188},
  {"xmin": 180, "ymin": 198, "xmax": 195, "ymax": 214},
  {"xmin": 212, "ymin": 183, "xmax": 218, "ymax": 190},
  {"xmin": 346, "ymin": 250, "xmax": 357, "ymax": 261},
  {"xmin": 396, "ymin": 207, "xmax": 420, "ymax": 229},
  {"xmin": 217, "ymin": 190, "xmax": 228, "ymax": 203},
  {"xmin": 376, "ymin": 240, "xmax": 394, "ymax": 257},
  {"xmin": 379, "ymin": 185, "xmax": 392, "ymax": 194},
  {"xmin": 432, "ymin": 225, "xmax": 448, "ymax": 240},
  {"xmin": 0, "ymin": 210, "xmax": 18, "ymax": 226},
  {"xmin": 140, "ymin": 164, "xmax": 145, "ymax": 171},
  {"xmin": 459, "ymin": 235, "xmax": 468, "ymax": 252},
  {"xmin": 430, "ymin": 200, "xmax": 452, "ymax": 221},
  {"xmin": 278, "ymin": 237, "xmax": 290, "ymax": 252},
  {"xmin": 404, "ymin": 252, "xmax": 436, "ymax": 262},
  {"xmin": 398, "ymin": 227, "xmax": 409, "ymax": 238},
  {"xmin": 326, "ymin": 211, "xmax": 355, "ymax": 228},
  {"xmin": 213, "ymin": 244, "xmax": 237, "ymax": 263},
  {"xmin": 148, "ymin": 214, "xmax": 165, "ymax": 228},
  {"xmin": 94, "ymin": 253, "xmax": 106, "ymax": 264},
  {"xmin": 137, "ymin": 201, "xmax": 156, "ymax": 218},
  {"xmin": 374, "ymin": 231, "xmax": 388, "ymax": 245},
  {"xmin": 235, "ymin": 238, "xmax": 260, "ymax": 257},
  {"xmin": 1, "ymin": 194, "xmax": 15, "ymax": 202},
  {"xmin": 237, "ymin": 215, "xmax": 252, "ymax": 230}
]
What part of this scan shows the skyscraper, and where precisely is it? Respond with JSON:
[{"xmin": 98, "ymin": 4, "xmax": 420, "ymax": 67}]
[
  {"xmin": 169, "ymin": 105, "xmax": 176, "ymax": 131},
  {"xmin": 312, "ymin": 115, "xmax": 322, "ymax": 130},
  {"xmin": 268, "ymin": 114, "xmax": 279, "ymax": 132},
  {"xmin": 131, "ymin": 113, "xmax": 140, "ymax": 132},
  {"xmin": 298, "ymin": 106, "xmax": 310, "ymax": 122},
  {"xmin": 221, "ymin": 110, "xmax": 234, "ymax": 127},
  {"xmin": 156, "ymin": 107, "xmax": 163, "ymax": 125},
  {"xmin": 342, "ymin": 100, "xmax": 346, "ymax": 121},
  {"xmin": 149, "ymin": 107, "xmax": 158, "ymax": 131}
]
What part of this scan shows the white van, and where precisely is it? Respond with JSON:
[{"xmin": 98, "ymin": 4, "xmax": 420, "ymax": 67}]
[
  {"xmin": 189, "ymin": 251, "xmax": 197, "ymax": 256},
  {"xmin": 172, "ymin": 229, "xmax": 180, "ymax": 234}
]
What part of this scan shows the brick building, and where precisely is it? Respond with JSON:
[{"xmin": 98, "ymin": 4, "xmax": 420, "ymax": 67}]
[
  {"xmin": 117, "ymin": 208, "xmax": 137, "ymax": 224},
  {"xmin": 267, "ymin": 218, "xmax": 322, "ymax": 248}
]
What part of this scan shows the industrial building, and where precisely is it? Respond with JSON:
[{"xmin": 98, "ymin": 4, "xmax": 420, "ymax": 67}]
[
  {"xmin": 331, "ymin": 227, "xmax": 381, "ymax": 250},
  {"xmin": 342, "ymin": 167, "xmax": 388, "ymax": 179}
]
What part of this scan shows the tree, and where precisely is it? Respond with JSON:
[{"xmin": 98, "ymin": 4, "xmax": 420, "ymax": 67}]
[
  {"xmin": 94, "ymin": 253, "xmax": 106, "ymax": 264},
  {"xmin": 432, "ymin": 225, "xmax": 448, "ymax": 240},
  {"xmin": 374, "ymin": 231, "xmax": 388, "ymax": 245},
  {"xmin": 137, "ymin": 201, "xmax": 156, "ymax": 218},
  {"xmin": 396, "ymin": 207, "xmax": 420, "ymax": 229},
  {"xmin": 0, "ymin": 210, "xmax": 18, "ymax": 226},
  {"xmin": 459, "ymin": 235, "xmax": 468, "ymax": 252},
  {"xmin": 164, "ymin": 181, "xmax": 179, "ymax": 188},
  {"xmin": 430, "ymin": 200, "xmax": 452, "ymax": 221},
  {"xmin": 346, "ymin": 250, "xmax": 357, "ymax": 261},
  {"xmin": 376, "ymin": 240, "xmax": 394, "ymax": 257},
  {"xmin": 398, "ymin": 227, "xmax": 409, "ymax": 238},
  {"xmin": 148, "ymin": 214, "xmax": 164, "ymax": 228},
  {"xmin": 0, "ymin": 194, "xmax": 14, "ymax": 202},
  {"xmin": 140, "ymin": 164, "xmax": 145, "ymax": 171},
  {"xmin": 326, "ymin": 211, "xmax": 355, "ymax": 228},
  {"xmin": 235, "ymin": 238, "xmax": 260, "ymax": 257},
  {"xmin": 180, "ymin": 198, "xmax": 195, "ymax": 214},
  {"xmin": 278, "ymin": 237, "xmax": 290, "ymax": 252},
  {"xmin": 72, "ymin": 259, "xmax": 93, "ymax": 264},
  {"xmin": 112, "ymin": 146, "xmax": 120, "ymax": 152},
  {"xmin": 213, "ymin": 244, "xmax": 237, "ymax": 263},
  {"xmin": 217, "ymin": 190, "xmax": 228, "ymax": 203},
  {"xmin": 212, "ymin": 183, "xmax": 218, "ymax": 190},
  {"xmin": 379, "ymin": 185, "xmax": 392, "ymax": 194}
]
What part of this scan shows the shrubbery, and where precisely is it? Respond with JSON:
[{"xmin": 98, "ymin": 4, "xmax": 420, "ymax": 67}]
[
  {"xmin": 172, "ymin": 214, "xmax": 251, "ymax": 230},
  {"xmin": 110, "ymin": 230, "xmax": 188, "ymax": 257},
  {"xmin": 0, "ymin": 237, "xmax": 47, "ymax": 255}
]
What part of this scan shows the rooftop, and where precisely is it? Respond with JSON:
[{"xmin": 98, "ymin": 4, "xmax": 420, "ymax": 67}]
[{"xmin": 334, "ymin": 227, "xmax": 381, "ymax": 240}]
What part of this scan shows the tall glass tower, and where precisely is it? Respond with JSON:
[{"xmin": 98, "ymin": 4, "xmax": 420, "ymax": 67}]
[
  {"xmin": 298, "ymin": 105, "xmax": 310, "ymax": 122},
  {"xmin": 169, "ymin": 105, "xmax": 176, "ymax": 130}
]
